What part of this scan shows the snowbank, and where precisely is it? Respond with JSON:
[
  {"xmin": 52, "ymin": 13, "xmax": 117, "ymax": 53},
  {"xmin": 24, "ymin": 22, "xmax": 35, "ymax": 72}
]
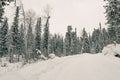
[
  {"xmin": 102, "ymin": 44, "xmax": 120, "ymax": 56},
  {"xmin": 48, "ymin": 53, "xmax": 56, "ymax": 59}
]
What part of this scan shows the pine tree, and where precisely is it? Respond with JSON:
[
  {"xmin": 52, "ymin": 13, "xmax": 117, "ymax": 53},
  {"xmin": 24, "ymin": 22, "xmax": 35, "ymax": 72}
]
[
  {"xmin": 61, "ymin": 37, "xmax": 64, "ymax": 55},
  {"xmin": 49, "ymin": 34, "xmax": 54, "ymax": 53},
  {"xmin": 26, "ymin": 22, "xmax": 34, "ymax": 62},
  {"xmin": 104, "ymin": 0, "xmax": 120, "ymax": 43},
  {"xmin": 92, "ymin": 28, "xmax": 100, "ymax": 53},
  {"xmin": 35, "ymin": 17, "xmax": 41, "ymax": 50},
  {"xmin": 98, "ymin": 25, "xmax": 104, "ymax": 53},
  {"xmin": 8, "ymin": 7, "xmax": 20, "ymax": 62},
  {"xmin": 91, "ymin": 27, "xmax": 105, "ymax": 53},
  {"xmin": 11, "ymin": 6, "xmax": 20, "ymax": 52},
  {"xmin": 63, "ymin": 39, "xmax": 66, "ymax": 56},
  {"xmin": 19, "ymin": 24, "xmax": 25, "ymax": 57},
  {"xmin": 71, "ymin": 28, "xmax": 78, "ymax": 54},
  {"xmin": 50, "ymin": 34, "xmax": 56, "ymax": 54},
  {"xmin": 43, "ymin": 16, "xmax": 50, "ymax": 57},
  {"xmin": 102, "ymin": 28, "xmax": 109, "ymax": 46},
  {"xmin": 0, "ymin": 18, "xmax": 8, "ymax": 57},
  {"xmin": 108, "ymin": 26, "xmax": 116, "ymax": 42},
  {"xmin": 117, "ymin": 27, "xmax": 120, "ymax": 43},
  {"xmin": 0, "ymin": 1, "xmax": 4, "ymax": 23},
  {"xmin": 49, "ymin": 34, "xmax": 62, "ymax": 56},
  {"xmin": 88, "ymin": 33, "xmax": 95, "ymax": 54},
  {"xmin": 65, "ymin": 25, "xmax": 72, "ymax": 55},
  {"xmin": 51, "ymin": 34, "xmax": 64, "ymax": 56},
  {"xmin": 77, "ymin": 37, "xmax": 82, "ymax": 54},
  {"xmin": 81, "ymin": 28, "xmax": 90, "ymax": 53}
]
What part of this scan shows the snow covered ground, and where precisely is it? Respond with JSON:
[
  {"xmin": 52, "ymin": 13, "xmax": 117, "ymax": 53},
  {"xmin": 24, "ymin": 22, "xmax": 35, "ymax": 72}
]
[
  {"xmin": 0, "ymin": 62, "xmax": 23, "ymax": 75},
  {"xmin": 0, "ymin": 53, "xmax": 120, "ymax": 80}
]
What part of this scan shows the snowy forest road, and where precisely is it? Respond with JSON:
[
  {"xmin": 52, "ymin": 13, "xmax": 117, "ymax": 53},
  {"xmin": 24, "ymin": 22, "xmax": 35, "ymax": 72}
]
[{"xmin": 0, "ymin": 54, "xmax": 120, "ymax": 80}]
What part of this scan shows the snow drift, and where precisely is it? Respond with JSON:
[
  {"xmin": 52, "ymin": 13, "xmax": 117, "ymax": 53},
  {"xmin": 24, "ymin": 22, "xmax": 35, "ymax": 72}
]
[{"xmin": 102, "ymin": 44, "xmax": 120, "ymax": 56}]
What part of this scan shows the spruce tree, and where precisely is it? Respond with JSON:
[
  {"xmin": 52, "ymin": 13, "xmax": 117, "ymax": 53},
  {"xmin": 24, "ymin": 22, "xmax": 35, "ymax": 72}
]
[
  {"xmin": 77, "ymin": 37, "xmax": 82, "ymax": 54},
  {"xmin": 8, "ymin": 7, "xmax": 20, "ymax": 62},
  {"xmin": 81, "ymin": 28, "xmax": 90, "ymax": 53},
  {"xmin": 92, "ymin": 28, "xmax": 100, "ymax": 53},
  {"xmin": 108, "ymin": 26, "xmax": 116, "ymax": 42},
  {"xmin": 49, "ymin": 34, "xmax": 54, "ymax": 53},
  {"xmin": 0, "ymin": 18, "xmax": 8, "ymax": 57},
  {"xmin": 51, "ymin": 34, "xmax": 57, "ymax": 54},
  {"xmin": 35, "ymin": 17, "xmax": 41, "ymax": 50},
  {"xmin": 10, "ymin": 7, "xmax": 20, "ymax": 55},
  {"xmin": 0, "ymin": 1, "xmax": 4, "ymax": 23},
  {"xmin": 51, "ymin": 34, "xmax": 64, "ymax": 56},
  {"xmin": 71, "ymin": 28, "xmax": 78, "ymax": 54},
  {"xmin": 26, "ymin": 22, "xmax": 34, "ymax": 61},
  {"xmin": 91, "ymin": 27, "xmax": 105, "ymax": 53},
  {"xmin": 117, "ymin": 27, "xmax": 120, "ymax": 43},
  {"xmin": 43, "ymin": 16, "xmax": 50, "ymax": 57},
  {"xmin": 98, "ymin": 25, "xmax": 104, "ymax": 53},
  {"xmin": 63, "ymin": 39, "xmax": 66, "ymax": 56},
  {"xmin": 19, "ymin": 24, "xmax": 25, "ymax": 57},
  {"xmin": 65, "ymin": 25, "xmax": 72, "ymax": 55},
  {"xmin": 104, "ymin": 0, "xmax": 120, "ymax": 42},
  {"xmin": 102, "ymin": 28, "xmax": 109, "ymax": 46},
  {"xmin": 61, "ymin": 37, "xmax": 64, "ymax": 55}
]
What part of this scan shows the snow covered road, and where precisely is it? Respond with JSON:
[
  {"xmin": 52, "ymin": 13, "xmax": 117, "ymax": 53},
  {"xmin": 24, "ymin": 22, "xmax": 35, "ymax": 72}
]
[{"xmin": 0, "ymin": 54, "xmax": 120, "ymax": 80}]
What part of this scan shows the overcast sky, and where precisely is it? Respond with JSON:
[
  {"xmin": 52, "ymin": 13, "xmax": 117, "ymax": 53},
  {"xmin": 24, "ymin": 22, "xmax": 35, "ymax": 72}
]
[{"xmin": 22, "ymin": 0, "xmax": 106, "ymax": 35}]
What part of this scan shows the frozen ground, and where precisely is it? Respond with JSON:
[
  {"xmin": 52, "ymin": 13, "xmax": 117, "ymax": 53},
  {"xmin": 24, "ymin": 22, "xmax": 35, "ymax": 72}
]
[{"xmin": 0, "ymin": 53, "xmax": 120, "ymax": 80}]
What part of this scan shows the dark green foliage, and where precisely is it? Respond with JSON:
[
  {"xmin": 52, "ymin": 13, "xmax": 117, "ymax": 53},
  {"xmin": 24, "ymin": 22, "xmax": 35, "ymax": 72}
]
[
  {"xmin": 92, "ymin": 28, "xmax": 103, "ymax": 53},
  {"xmin": 7, "ymin": 7, "xmax": 21, "ymax": 62},
  {"xmin": 0, "ymin": 18, "xmax": 8, "ymax": 57},
  {"xmin": 10, "ymin": 7, "xmax": 21, "ymax": 55},
  {"xmin": 0, "ymin": 1, "xmax": 4, "ymax": 22},
  {"xmin": 102, "ymin": 28, "xmax": 109, "ymax": 45},
  {"xmin": 91, "ymin": 25, "xmax": 109, "ymax": 53},
  {"xmin": 49, "ymin": 34, "xmax": 64, "ymax": 56},
  {"xmin": 19, "ymin": 24, "xmax": 25, "ymax": 56},
  {"xmin": 71, "ymin": 28, "xmax": 78, "ymax": 54},
  {"xmin": 65, "ymin": 25, "xmax": 72, "ymax": 55},
  {"xmin": 43, "ymin": 16, "xmax": 50, "ymax": 57},
  {"xmin": 81, "ymin": 28, "xmax": 90, "ymax": 53},
  {"xmin": 104, "ymin": 0, "xmax": 120, "ymax": 26},
  {"xmin": 117, "ymin": 27, "xmax": 120, "ymax": 43},
  {"xmin": 26, "ymin": 22, "xmax": 34, "ymax": 60},
  {"xmin": 104, "ymin": 0, "xmax": 120, "ymax": 43},
  {"xmin": 108, "ymin": 26, "xmax": 116, "ymax": 42},
  {"xmin": 77, "ymin": 37, "xmax": 82, "ymax": 54},
  {"xmin": 65, "ymin": 26, "xmax": 80, "ymax": 55},
  {"xmin": 35, "ymin": 17, "xmax": 41, "ymax": 50},
  {"xmin": 92, "ymin": 28, "xmax": 101, "ymax": 53}
]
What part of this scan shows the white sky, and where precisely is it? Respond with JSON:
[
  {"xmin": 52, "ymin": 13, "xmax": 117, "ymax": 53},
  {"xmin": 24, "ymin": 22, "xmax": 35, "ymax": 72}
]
[{"xmin": 22, "ymin": 0, "xmax": 106, "ymax": 35}]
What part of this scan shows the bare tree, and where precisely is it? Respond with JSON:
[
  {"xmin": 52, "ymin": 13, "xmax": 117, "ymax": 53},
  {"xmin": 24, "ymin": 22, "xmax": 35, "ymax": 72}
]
[{"xmin": 25, "ymin": 9, "xmax": 36, "ymax": 28}]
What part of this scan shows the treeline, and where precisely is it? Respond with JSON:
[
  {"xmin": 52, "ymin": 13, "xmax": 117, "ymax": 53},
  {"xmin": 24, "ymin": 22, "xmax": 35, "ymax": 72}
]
[{"xmin": 0, "ymin": 0, "xmax": 120, "ymax": 63}]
